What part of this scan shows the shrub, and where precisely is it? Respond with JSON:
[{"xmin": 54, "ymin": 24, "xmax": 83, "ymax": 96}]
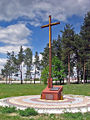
[
  {"xmin": 0, "ymin": 106, "xmax": 16, "ymax": 113},
  {"xmin": 18, "ymin": 108, "xmax": 38, "ymax": 116},
  {"xmin": 24, "ymin": 78, "xmax": 30, "ymax": 81},
  {"xmin": 61, "ymin": 112, "xmax": 83, "ymax": 120},
  {"xmin": 34, "ymin": 78, "xmax": 40, "ymax": 81},
  {"xmin": 41, "ymin": 66, "xmax": 49, "ymax": 84}
]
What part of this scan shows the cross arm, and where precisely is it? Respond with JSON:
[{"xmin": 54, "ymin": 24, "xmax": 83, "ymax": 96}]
[
  {"xmin": 41, "ymin": 24, "xmax": 49, "ymax": 28},
  {"xmin": 51, "ymin": 22, "xmax": 60, "ymax": 26},
  {"xmin": 41, "ymin": 22, "xmax": 60, "ymax": 28}
]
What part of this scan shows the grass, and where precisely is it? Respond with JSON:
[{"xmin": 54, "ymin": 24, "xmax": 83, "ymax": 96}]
[
  {"xmin": 63, "ymin": 83, "xmax": 90, "ymax": 96},
  {"xmin": 0, "ymin": 106, "xmax": 16, "ymax": 113},
  {"xmin": 0, "ymin": 83, "xmax": 90, "ymax": 120},
  {"xmin": 60, "ymin": 112, "xmax": 90, "ymax": 120},
  {"xmin": 18, "ymin": 108, "xmax": 38, "ymax": 116},
  {"xmin": 0, "ymin": 113, "xmax": 30, "ymax": 120},
  {"xmin": 0, "ymin": 84, "xmax": 46, "ymax": 99},
  {"xmin": 0, "ymin": 106, "xmax": 90, "ymax": 120},
  {"xmin": 0, "ymin": 83, "xmax": 90, "ymax": 99}
]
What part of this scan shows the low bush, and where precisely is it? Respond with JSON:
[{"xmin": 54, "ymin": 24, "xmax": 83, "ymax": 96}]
[
  {"xmin": 18, "ymin": 108, "xmax": 38, "ymax": 116},
  {"xmin": 0, "ymin": 106, "xmax": 16, "ymax": 113},
  {"xmin": 61, "ymin": 112, "xmax": 83, "ymax": 120},
  {"xmin": 34, "ymin": 78, "xmax": 40, "ymax": 81},
  {"xmin": 24, "ymin": 78, "xmax": 30, "ymax": 81}
]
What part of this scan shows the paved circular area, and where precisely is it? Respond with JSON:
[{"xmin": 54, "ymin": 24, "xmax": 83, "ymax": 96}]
[{"xmin": 0, "ymin": 95, "xmax": 90, "ymax": 114}]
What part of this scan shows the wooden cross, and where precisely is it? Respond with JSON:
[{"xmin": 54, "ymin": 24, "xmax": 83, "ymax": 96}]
[{"xmin": 41, "ymin": 15, "xmax": 60, "ymax": 88}]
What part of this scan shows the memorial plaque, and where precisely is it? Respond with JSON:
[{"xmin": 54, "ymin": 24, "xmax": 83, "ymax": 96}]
[
  {"xmin": 50, "ymin": 87, "xmax": 60, "ymax": 91},
  {"xmin": 46, "ymin": 94, "xmax": 53, "ymax": 100}
]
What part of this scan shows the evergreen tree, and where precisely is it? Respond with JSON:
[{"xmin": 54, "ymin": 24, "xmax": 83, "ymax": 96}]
[
  {"xmin": 1, "ymin": 69, "xmax": 7, "ymax": 82},
  {"xmin": 7, "ymin": 51, "xmax": 18, "ymax": 83},
  {"xmin": 18, "ymin": 46, "xmax": 24, "ymax": 84},
  {"xmin": 12, "ymin": 46, "xmax": 24, "ymax": 84},
  {"xmin": 74, "ymin": 34, "xmax": 83, "ymax": 83},
  {"xmin": 1, "ymin": 63, "xmax": 9, "ymax": 84},
  {"xmin": 52, "ymin": 35, "xmax": 62, "ymax": 60},
  {"xmin": 41, "ymin": 43, "xmax": 49, "ymax": 68},
  {"xmin": 24, "ymin": 48, "xmax": 32, "ymax": 80},
  {"xmin": 80, "ymin": 12, "xmax": 90, "ymax": 83},
  {"xmin": 34, "ymin": 51, "xmax": 40, "ymax": 84},
  {"xmin": 61, "ymin": 24, "xmax": 75, "ymax": 84},
  {"xmin": 1, "ymin": 51, "xmax": 17, "ymax": 84},
  {"xmin": 41, "ymin": 35, "xmax": 62, "ymax": 69}
]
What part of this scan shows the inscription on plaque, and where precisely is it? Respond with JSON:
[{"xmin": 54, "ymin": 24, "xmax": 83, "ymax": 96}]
[
  {"xmin": 50, "ymin": 87, "xmax": 60, "ymax": 91},
  {"xmin": 46, "ymin": 94, "xmax": 53, "ymax": 100}
]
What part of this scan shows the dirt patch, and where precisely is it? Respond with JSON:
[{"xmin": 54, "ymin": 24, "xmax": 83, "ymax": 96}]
[{"xmin": 8, "ymin": 113, "xmax": 17, "ymax": 116}]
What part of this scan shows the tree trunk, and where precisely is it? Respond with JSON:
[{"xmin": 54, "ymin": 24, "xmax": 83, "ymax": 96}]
[
  {"xmin": 25, "ymin": 76, "xmax": 27, "ymax": 84},
  {"xmin": 55, "ymin": 80, "xmax": 57, "ymax": 85},
  {"xmin": 77, "ymin": 65, "xmax": 79, "ymax": 83},
  {"xmin": 59, "ymin": 79, "xmax": 61, "ymax": 85},
  {"xmin": 6, "ymin": 75, "xmax": 7, "ymax": 84},
  {"xmin": 21, "ymin": 71, "xmax": 23, "ymax": 84},
  {"xmin": 34, "ymin": 66, "xmax": 36, "ymax": 84},
  {"xmin": 83, "ymin": 60, "xmax": 86, "ymax": 83},
  {"xmin": 68, "ymin": 54, "xmax": 70, "ymax": 84},
  {"xmin": 11, "ymin": 74, "xmax": 12, "ymax": 84},
  {"xmin": 29, "ymin": 72, "xmax": 31, "ymax": 84},
  {"xmin": 34, "ymin": 70, "xmax": 36, "ymax": 84},
  {"xmin": 59, "ymin": 77, "xmax": 61, "ymax": 85},
  {"xmin": 20, "ymin": 65, "xmax": 23, "ymax": 84},
  {"xmin": 9, "ymin": 74, "xmax": 10, "ymax": 84}
]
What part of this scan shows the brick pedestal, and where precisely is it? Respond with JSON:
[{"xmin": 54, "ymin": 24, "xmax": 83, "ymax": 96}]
[{"xmin": 41, "ymin": 85, "xmax": 63, "ymax": 100}]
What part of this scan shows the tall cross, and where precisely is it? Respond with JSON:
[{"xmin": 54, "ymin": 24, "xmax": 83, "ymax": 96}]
[{"xmin": 41, "ymin": 15, "xmax": 60, "ymax": 88}]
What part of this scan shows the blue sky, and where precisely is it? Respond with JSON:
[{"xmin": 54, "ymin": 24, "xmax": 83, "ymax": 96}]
[{"xmin": 0, "ymin": 0, "xmax": 90, "ymax": 72}]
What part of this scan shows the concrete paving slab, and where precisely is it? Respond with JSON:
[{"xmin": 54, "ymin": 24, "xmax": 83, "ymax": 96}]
[{"xmin": 0, "ymin": 95, "xmax": 90, "ymax": 114}]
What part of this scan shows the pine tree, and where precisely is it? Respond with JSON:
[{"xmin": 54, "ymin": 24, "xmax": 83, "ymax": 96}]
[
  {"xmin": 74, "ymin": 34, "xmax": 83, "ymax": 83},
  {"xmin": 61, "ymin": 24, "xmax": 75, "ymax": 84},
  {"xmin": 18, "ymin": 46, "xmax": 24, "ymax": 84},
  {"xmin": 12, "ymin": 46, "xmax": 24, "ymax": 84},
  {"xmin": 40, "ymin": 43, "xmax": 49, "ymax": 68},
  {"xmin": 52, "ymin": 35, "xmax": 62, "ymax": 60},
  {"xmin": 7, "ymin": 52, "xmax": 18, "ymax": 83},
  {"xmin": 34, "ymin": 51, "xmax": 40, "ymax": 84},
  {"xmin": 1, "ymin": 63, "xmax": 9, "ymax": 84},
  {"xmin": 24, "ymin": 48, "xmax": 32, "ymax": 81},
  {"xmin": 41, "ymin": 35, "xmax": 62, "ymax": 69},
  {"xmin": 1, "ymin": 51, "xmax": 17, "ymax": 84},
  {"xmin": 80, "ymin": 12, "xmax": 90, "ymax": 83}
]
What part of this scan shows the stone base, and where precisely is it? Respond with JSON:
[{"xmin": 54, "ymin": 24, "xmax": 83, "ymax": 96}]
[{"xmin": 41, "ymin": 85, "xmax": 63, "ymax": 100}]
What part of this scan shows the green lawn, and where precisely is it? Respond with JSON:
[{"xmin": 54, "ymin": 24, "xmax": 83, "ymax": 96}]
[
  {"xmin": 63, "ymin": 84, "xmax": 90, "ymax": 96},
  {"xmin": 0, "ymin": 83, "xmax": 90, "ymax": 99},
  {"xmin": 0, "ymin": 83, "xmax": 90, "ymax": 120},
  {"xmin": 0, "ymin": 84, "xmax": 46, "ymax": 99}
]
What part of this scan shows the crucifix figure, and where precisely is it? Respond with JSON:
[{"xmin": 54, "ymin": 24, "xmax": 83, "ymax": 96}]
[{"xmin": 41, "ymin": 15, "xmax": 60, "ymax": 88}]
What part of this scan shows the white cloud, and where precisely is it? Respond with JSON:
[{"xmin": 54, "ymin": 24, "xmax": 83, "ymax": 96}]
[
  {"xmin": 32, "ymin": 53, "xmax": 42, "ymax": 63},
  {"xmin": 0, "ymin": 23, "xmax": 32, "ymax": 45},
  {"xmin": 0, "ymin": 0, "xmax": 90, "ymax": 25},
  {"xmin": 0, "ymin": 58, "xmax": 7, "ymax": 65},
  {"xmin": 0, "ymin": 23, "xmax": 32, "ymax": 73},
  {"xmin": 0, "ymin": 45, "xmax": 28, "ymax": 54},
  {"xmin": 0, "ymin": 23, "xmax": 32, "ymax": 55},
  {"xmin": 39, "ymin": 54, "xmax": 42, "ymax": 61}
]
